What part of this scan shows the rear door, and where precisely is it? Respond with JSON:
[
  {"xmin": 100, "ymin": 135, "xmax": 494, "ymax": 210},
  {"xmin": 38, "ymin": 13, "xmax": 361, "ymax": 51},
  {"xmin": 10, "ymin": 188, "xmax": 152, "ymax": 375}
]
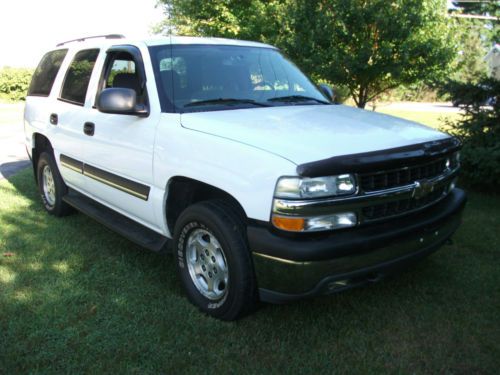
[
  {"xmin": 79, "ymin": 44, "xmax": 161, "ymax": 229},
  {"xmin": 24, "ymin": 48, "xmax": 68, "ymax": 166},
  {"xmin": 52, "ymin": 48, "xmax": 100, "ymax": 189}
]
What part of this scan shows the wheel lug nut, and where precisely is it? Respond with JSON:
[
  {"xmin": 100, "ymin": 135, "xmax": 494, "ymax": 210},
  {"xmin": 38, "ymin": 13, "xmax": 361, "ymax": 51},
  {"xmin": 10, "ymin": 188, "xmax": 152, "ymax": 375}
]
[
  {"xmin": 202, "ymin": 265, "xmax": 206, "ymax": 271},
  {"xmin": 213, "ymin": 268, "xmax": 217, "ymax": 274},
  {"xmin": 205, "ymin": 249, "xmax": 209, "ymax": 256},
  {"xmin": 211, "ymin": 256, "xmax": 216, "ymax": 262},
  {"xmin": 208, "ymin": 272, "xmax": 212, "ymax": 278}
]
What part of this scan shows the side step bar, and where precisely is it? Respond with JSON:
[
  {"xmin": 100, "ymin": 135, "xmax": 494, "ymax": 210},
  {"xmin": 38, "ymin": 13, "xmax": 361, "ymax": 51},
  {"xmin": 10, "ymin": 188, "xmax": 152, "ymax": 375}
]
[{"xmin": 63, "ymin": 189, "xmax": 171, "ymax": 253}]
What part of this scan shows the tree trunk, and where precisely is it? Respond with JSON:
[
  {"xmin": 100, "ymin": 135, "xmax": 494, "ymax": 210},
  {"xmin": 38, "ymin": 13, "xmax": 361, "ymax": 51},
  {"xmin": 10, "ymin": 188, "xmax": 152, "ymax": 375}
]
[{"xmin": 356, "ymin": 85, "xmax": 369, "ymax": 109}]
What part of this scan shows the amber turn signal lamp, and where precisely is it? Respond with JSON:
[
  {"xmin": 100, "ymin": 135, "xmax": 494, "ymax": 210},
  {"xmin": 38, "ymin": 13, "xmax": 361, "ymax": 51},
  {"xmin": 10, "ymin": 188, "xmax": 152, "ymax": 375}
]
[{"xmin": 271, "ymin": 216, "xmax": 305, "ymax": 232}]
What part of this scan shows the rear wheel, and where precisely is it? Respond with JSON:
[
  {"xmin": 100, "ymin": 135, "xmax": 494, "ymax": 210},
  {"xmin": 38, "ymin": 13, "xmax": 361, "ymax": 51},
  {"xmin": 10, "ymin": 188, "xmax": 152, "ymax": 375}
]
[
  {"xmin": 174, "ymin": 200, "xmax": 258, "ymax": 320},
  {"xmin": 36, "ymin": 152, "xmax": 72, "ymax": 216}
]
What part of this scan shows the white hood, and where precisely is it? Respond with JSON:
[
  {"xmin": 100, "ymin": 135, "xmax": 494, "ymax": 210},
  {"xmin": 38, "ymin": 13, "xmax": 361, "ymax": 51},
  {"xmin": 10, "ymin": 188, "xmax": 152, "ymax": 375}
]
[{"xmin": 180, "ymin": 105, "xmax": 449, "ymax": 165}]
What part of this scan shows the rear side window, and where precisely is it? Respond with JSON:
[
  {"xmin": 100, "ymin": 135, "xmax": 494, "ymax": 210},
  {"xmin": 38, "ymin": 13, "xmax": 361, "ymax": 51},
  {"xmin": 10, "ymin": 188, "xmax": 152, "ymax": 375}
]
[
  {"xmin": 27, "ymin": 49, "xmax": 68, "ymax": 97},
  {"xmin": 60, "ymin": 49, "xmax": 100, "ymax": 105}
]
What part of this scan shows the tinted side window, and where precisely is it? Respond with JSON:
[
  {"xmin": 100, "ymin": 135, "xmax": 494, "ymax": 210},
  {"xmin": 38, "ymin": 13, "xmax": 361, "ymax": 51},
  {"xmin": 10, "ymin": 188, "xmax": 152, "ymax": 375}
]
[
  {"xmin": 27, "ymin": 49, "xmax": 68, "ymax": 97},
  {"xmin": 98, "ymin": 51, "xmax": 147, "ymax": 106},
  {"xmin": 106, "ymin": 58, "xmax": 136, "ymax": 87},
  {"xmin": 60, "ymin": 49, "xmax": 100, "ymax": 105}
]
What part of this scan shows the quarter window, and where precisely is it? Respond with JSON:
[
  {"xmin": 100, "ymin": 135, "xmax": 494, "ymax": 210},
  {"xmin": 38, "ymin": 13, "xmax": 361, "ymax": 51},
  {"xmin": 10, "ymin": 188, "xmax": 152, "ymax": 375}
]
[
  {"xmin": 28, "ymin": 49, "xmax": 68, "ymax": 97},
  {"xmin": 60, "ymin": 49, "xmax": 99, "ymax": 105}
]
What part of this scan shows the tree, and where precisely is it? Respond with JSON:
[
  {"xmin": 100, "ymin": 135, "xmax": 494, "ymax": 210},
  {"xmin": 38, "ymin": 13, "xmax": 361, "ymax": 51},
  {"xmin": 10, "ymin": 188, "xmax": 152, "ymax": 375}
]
[
  {"xmin": 449, "ymin": 18, "xmax": 489, "ymax": 84},
  {"xmin": 156, "ymin": 0, "xmax": 455, "ymax": 108},
  {"xmin": 445, "ymin": 78, "xmax": 499, "ymax": 191}
]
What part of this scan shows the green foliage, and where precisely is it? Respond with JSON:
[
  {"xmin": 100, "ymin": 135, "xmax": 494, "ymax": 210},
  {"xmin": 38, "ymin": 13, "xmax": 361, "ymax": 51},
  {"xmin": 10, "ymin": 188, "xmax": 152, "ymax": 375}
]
[
  {"xmin": 447, "ymin": 16, "xmax": 491, "ymax": 84},
  {"xmin": 450, "ymin": 1, "xmax": 499, "ymax": 45},
  {"xmin": 444, "ymin": 78, "xmax": 500, "ymax": 191},
  {"xmin": 157, "ymin": 0, "xmax": 455, "ymax": 108},
  {"xmin": 0, "ymin": 67, "xmax": 33, "ymax": 101}
]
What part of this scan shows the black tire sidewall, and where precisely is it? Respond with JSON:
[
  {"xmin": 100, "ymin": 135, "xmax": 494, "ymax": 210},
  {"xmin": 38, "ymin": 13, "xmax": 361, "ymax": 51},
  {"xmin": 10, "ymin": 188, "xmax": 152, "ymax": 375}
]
[{"xmin": 174, "ymin": 203, "xmax": 255, "ymax": 320}]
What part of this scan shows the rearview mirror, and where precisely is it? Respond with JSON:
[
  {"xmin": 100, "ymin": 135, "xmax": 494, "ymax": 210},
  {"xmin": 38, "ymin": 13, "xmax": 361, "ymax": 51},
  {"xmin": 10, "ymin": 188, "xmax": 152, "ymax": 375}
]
[
  {"xmin": 97, "ymin": 88, "xmax": 148, "ymax": 117},
  {"xmin": 319, "ymin": 84, "xmax": 336, "ymax": 103}
]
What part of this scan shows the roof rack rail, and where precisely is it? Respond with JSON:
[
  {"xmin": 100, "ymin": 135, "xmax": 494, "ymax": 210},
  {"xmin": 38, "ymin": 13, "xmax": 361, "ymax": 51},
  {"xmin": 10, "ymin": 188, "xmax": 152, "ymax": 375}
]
[{"xmin": 56, "ymin": 34, "xmax": 125, "ymax": 47}]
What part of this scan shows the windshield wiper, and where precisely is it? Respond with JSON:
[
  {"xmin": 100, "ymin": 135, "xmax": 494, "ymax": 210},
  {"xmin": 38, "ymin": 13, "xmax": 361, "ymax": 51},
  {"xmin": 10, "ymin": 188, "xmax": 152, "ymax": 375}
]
[
  {"xmin": 184, "ymin": 98, "xmax": 270, "ymax": 108},
  {"xmin": 267, "ymin": 95, "xmax": 330, "ymax": 104}
]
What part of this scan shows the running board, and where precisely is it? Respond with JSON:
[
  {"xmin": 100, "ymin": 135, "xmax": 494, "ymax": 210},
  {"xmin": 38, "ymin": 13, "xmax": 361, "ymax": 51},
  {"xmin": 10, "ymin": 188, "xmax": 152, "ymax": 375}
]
[{"xmin": 63, "ymin": 189, "xmax": 171, "ymax": 253}]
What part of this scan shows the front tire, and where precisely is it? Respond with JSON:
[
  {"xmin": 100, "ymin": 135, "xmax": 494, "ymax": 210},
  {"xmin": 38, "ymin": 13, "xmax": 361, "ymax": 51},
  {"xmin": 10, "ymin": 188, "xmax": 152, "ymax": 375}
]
[
  {"xmin": 37, "ymin": 152, "xmax": 72, "ymax": 216},
  {"xmin": 174, "ymin": 200, "xmax": 258, "ymax": 320}
]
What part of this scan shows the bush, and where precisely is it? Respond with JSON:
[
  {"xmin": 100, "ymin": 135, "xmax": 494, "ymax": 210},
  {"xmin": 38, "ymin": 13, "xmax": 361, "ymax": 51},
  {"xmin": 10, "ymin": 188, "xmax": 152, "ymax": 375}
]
[
  {"xmin": 0, "ymin": 67, "xmax": 33, "ymax": 101},
  {"xmin": 444, "ymin": 78, "xmax": 500, "ymax": 191}
]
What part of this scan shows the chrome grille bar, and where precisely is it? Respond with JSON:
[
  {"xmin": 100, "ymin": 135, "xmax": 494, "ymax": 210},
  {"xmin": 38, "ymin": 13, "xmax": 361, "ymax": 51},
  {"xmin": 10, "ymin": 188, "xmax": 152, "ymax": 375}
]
[{"xmin": 273, "ymin": 167, "xmax": 459, "ymax": 224}]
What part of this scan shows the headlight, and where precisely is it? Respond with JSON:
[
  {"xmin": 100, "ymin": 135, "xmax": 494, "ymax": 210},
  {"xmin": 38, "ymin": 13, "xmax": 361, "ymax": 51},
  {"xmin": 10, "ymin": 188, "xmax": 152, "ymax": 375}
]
[
  {"xmin": 275, "ymin": 174, "xmax": 357, "ymax": 199},
  {"xmin": 272, "ymin": 174, "xmax": 358, "ymax": 232}
]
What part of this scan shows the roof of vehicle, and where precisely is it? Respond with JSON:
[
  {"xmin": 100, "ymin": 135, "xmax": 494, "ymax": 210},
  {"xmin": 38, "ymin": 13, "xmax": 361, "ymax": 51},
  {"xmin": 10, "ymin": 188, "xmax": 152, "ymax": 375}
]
[
  {"xmin": 55, "ymin": 35, "xmax": 276, "ymax": 50},
  {"xmin": 148, "ymin": 36, "xmax": 276, "ymax": 49}
]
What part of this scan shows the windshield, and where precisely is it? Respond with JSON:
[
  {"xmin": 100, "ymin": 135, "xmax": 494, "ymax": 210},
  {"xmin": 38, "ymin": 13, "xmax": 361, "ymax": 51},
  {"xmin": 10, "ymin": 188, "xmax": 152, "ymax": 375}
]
[{"xmin": 149, "ymin": 44, "xmax": 329, "ymax": 113}]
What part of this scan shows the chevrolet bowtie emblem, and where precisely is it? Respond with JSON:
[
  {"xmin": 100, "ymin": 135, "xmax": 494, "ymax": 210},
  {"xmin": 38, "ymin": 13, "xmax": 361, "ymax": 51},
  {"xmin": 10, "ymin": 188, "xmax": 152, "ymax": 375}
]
[{"xmin": 413, "ymin": 179, "xmax": 434, "ymax": 199}]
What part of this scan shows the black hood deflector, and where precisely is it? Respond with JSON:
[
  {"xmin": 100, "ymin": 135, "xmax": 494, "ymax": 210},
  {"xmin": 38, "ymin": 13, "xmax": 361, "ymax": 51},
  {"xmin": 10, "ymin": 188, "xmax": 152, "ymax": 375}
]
[{"xmin": 296, "ymin": 137, "xmax": 461, "ymax": 177}]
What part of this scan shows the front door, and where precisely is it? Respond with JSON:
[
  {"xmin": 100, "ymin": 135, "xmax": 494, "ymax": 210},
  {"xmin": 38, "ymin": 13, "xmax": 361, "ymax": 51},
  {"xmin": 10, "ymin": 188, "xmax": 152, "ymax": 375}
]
[{"xmin": 79, "ymin": 45, "xmax": 161, "ymax": 229}]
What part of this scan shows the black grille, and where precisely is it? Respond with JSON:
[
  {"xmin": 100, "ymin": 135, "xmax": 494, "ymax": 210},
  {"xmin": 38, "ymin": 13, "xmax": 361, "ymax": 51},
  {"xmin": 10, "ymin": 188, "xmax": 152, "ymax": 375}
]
[
  {"xmin": 362, "ymin": 186, "xmax": 447, "ymax": 221},
  {"xmin": 360, "ymin": 158, "xmax": 448, "ymax": 192}
]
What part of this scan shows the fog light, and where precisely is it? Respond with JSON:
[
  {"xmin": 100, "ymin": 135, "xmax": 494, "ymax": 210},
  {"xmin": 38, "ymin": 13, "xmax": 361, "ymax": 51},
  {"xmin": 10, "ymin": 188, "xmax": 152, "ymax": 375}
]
[
  {"xmin": 272, "ymin": 212, "xmax": 357, "ymax": 232},
  {"xmin": 305, "ymin": 212, "xmax": 357, "ymax": 231}
]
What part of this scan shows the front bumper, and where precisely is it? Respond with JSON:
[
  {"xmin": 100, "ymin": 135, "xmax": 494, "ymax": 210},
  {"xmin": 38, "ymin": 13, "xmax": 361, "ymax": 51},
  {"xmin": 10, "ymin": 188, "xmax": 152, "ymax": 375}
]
[{"xmin": 248, "ymin": 188, "xmax": 467, "ymax": 303}]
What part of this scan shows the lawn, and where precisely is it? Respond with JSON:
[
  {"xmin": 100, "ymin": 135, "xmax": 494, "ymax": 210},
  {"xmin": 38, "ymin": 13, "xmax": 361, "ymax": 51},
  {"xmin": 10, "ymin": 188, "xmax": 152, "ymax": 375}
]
[
  {"xmin": 375, "ymin": 108, "xmax": 461, "ymax": 130},
  {"xmin": 1, "ymin": 169, "xmax": 499, "ymax": 372}
]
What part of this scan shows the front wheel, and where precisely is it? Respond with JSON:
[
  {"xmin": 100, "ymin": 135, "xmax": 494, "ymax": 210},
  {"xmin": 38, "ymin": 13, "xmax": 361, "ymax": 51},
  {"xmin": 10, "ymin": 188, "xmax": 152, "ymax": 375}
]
[
  {"xmin": 174, "ymin": 200, "xmax": 258, "ymax": 320},
  {"xmin": 36, "ymin": 152, "xmax": 72, "ymax": 216}
]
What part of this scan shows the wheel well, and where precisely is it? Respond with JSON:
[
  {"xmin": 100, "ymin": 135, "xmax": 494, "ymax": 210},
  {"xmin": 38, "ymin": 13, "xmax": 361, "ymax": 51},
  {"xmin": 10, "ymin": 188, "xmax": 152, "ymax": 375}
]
[
  {"xmin": 32, "ymin": 133, "xmax": 53, "ymax": 182},
  {"xmin": 166, "ymin": 177, "xmax": 247, "ymax": 233}
]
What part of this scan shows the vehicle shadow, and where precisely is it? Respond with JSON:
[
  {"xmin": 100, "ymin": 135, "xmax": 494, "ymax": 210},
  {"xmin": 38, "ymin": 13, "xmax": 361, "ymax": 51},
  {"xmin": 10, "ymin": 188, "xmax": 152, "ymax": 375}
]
[{"xmin": 0, "ymin": 160, "xmax": 31, "ymax": 180}]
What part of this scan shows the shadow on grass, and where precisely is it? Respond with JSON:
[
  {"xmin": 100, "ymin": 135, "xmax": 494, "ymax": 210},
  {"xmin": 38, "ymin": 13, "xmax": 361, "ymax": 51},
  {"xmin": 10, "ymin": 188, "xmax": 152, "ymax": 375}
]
[
  {"xmin": 1, "ymin": 169, "xmax": 499, "ymax": 373},
  {"xmin": 0, "ymin": 160, "xmax": 30, "ymax": 180}
]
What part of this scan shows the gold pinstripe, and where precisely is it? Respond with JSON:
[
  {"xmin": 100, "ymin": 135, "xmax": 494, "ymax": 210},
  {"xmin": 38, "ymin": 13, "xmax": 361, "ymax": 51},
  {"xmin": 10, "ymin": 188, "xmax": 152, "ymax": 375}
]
[{"xmin": 83, "ymin": 171, "xmax": 148, "ymax": 200}]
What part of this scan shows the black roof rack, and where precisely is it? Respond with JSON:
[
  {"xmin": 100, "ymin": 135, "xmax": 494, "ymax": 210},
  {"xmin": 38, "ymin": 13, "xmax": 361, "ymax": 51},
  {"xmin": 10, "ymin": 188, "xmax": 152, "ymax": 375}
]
[{"xmin": 56, "ymin": 34, "xmax": 125, "ymax": 47}]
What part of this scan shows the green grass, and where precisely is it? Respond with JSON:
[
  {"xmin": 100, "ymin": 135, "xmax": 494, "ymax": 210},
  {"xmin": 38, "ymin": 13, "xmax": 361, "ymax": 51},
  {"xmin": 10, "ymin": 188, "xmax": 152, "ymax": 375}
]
[
  {"xmin": 1, "ymin": 169, "xmax": 499, "ymax": 373},
  {"xmin": 376, "ymin": 108, "xmax": 461, "ymax": 130}
]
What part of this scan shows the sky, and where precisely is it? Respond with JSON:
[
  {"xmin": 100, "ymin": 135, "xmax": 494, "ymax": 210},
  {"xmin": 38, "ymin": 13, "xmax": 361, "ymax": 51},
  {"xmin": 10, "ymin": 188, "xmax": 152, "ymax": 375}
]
[{"xmin": 0, "ymin": 0, "xmax": 165, "ymax": 68}]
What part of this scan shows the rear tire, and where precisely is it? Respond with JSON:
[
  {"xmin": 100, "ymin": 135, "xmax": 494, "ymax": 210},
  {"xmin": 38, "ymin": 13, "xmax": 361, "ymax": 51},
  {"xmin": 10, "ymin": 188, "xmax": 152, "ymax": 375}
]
[
  {"xmin": 174, "ymin": 200, "xmax": 258, "ymax": 320},
  {"xmin": 36, "ymin": 152, "xmax": 72, "ymax": 216}
]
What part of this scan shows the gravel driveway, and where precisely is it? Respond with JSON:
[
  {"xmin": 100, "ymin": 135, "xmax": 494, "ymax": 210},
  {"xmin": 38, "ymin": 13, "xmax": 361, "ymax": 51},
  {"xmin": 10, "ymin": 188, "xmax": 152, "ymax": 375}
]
[
  {"xmin": 368, "ymin": 101, "xmax": 463, "ymax": 113},
  {"xmin": 0, "ymin": 103, "xmax": 30, "ymax": 180}
]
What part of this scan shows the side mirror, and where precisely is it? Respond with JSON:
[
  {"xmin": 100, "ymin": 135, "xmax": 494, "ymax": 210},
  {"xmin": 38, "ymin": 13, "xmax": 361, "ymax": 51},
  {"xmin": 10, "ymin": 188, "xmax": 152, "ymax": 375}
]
[
  {"xmin": 319, "ymin": 84, "xmax": 336, "ymax": 103},
  {"xmin": 97, "ymin": 88, "xmax": 148, "ymax": 117}
]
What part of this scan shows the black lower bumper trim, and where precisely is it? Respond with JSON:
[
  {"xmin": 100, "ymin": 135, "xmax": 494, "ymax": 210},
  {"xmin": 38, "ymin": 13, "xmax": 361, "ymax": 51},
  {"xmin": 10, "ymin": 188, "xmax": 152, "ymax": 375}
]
[{"xmin": 258, "ymin": 235, "xmax": 450, "ymax": 304}]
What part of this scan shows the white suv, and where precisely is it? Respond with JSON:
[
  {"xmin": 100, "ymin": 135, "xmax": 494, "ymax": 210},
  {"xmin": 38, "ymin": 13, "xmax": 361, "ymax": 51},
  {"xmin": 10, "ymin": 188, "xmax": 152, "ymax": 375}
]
[{"xmin": 24, "ymin": 35, "xmax": 466, "ymax": 320}]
